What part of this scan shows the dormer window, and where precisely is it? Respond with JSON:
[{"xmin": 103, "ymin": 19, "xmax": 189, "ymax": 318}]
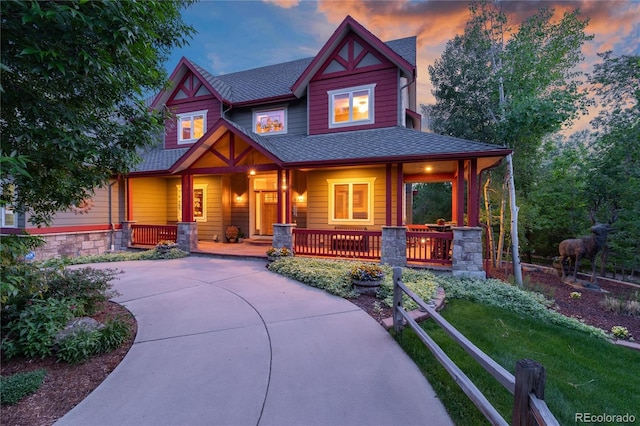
[
  {"xmin": 177, "ymin": 110, "xmax": 207, "ymax": 144},
  {"xmin": 328, "ymin": 84, "xmax": 376, "ymax": 128},
  {"xmin": 253, "ymin": 107, "xmax": 287, "ymax": 135}
]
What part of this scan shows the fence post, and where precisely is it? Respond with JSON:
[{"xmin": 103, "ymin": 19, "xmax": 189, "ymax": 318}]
[
  {"xmin": 513, "ymin": 359, "xmax": 546, "ymax": 426},
  {"xmin": 392, "ymin": 267, "xmax": 404, "ymax": 334}
]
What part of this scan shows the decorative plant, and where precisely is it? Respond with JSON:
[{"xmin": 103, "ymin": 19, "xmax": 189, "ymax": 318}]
[
  {"xmin": 266, "ymin": 247, "xmax": 294, "ymax": 258},
  {"xmin": 225, "ymin": 226, "xmax": 239, "ymax": 240},
  {"xmin": 570, "ymin": 292, "xmax": 582, "ymax": 299},
  {"xmin": 156, "ymin": 240, "xmax": 177, "ymax": 249},
  {"xmin": 611, "ymin": 326, "xmax": 630, "ymax": 340},
  {"xmin": 436, "ymin": 218, "xmax": 446, "ymax": 225},
  {"xmin": 350, "ymin": 263, "xmax": 384, "ymax": 281}
]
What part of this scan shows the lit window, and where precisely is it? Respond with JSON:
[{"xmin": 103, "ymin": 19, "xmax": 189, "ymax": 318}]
[
  {"xmin": 253, "ymin": 107, "xmax": 287, "ymax": 134},
  {"xmin": 177, "ymin": 110, "xmax": 207, "ymax": 144},
  {"xmin": 177, "ymin": 184, "xmax": 208, "ymax": 222},
  {"xmin": 1, "ymin": 184, "xmax": 17, "ymax": 227},
  {"xmin": 327, "ymin": 178, "xmax": 376, "ymax": 224},
  {"xmin": 328, "ymin": 84, "xmax": 375, "ymax": 128}
]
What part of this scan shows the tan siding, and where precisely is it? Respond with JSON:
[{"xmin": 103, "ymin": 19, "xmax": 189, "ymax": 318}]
[
  {"xmin": 132, "ymin": 178, "xmax": 168, "ymax": 224},
  {"xmin": 44, "ymin": 184, "xmax": 116, "ymax": 227},
  {"xmin": 307, "ymin": 167, "xmax": 392, "ymax": 230},
  {"xmin": 166, "ymin": 176, "xmax": 224, "ymax": 240}
]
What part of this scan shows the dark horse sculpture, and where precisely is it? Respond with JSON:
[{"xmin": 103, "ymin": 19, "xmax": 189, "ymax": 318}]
[{"xmin": 558, "ymin": 223, "xmax": 612, "ymax": 283}]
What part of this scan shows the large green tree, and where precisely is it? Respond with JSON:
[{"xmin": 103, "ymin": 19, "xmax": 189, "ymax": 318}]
[{"xmin": 1, "ymin": 0, "xmax": 195, "ymax": 226}]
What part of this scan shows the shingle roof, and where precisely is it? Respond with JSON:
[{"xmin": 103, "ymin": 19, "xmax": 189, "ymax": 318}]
[
  {"xmin": 134, "ymin": 145, "xmax": 189, "ymax": 172},
  {"xmin": 253, "ymin": 127, "xmax": 508, "ymax": 164},
  {"xmin": 185, "ymin": 36, "xmax": 416, "ymax": 105}
]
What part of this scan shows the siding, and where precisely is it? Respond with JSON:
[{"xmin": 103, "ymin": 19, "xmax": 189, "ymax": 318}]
[
  {"xmin": 132, "ymin": 177, "xmax": 168, "ymax": 224},
  {"xmin": 306, "ymin": 166, "xmax": 399, "ymax": 229},
  {"xmin": 166, "ymin": 176, "xmax": 223, "ymax": 240},
  {"xmin": 308, "ymin": 67, "xmax": 398, "ymax": 135},
  {"xmin": 29, "ymin": 182, "xmax": 123, "ymax": 228},
  {"xmin": 164, "ymin": 97, "xmax": 222, "ymax": 150}
]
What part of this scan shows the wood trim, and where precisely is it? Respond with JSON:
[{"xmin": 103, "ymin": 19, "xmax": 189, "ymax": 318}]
[
  {"xmin": 456, "ymin": 160, "xmax": 465, "ymax": 226},
  {"xmin": 396, "ymin": 163, "xmax": 403, "ymax": 226},
  {"xmin": 386, "ymin": 164, "xmax": 392, "ymax": 226},
  {"xmin": 21, "ymin": 224, "xmax": 123, "ymax": 235},
  {"xmin": 127, "ymin": 178, "xmax": 133, "ymax": 221},
  {"xmin": 468, "ymin": 159, "xmax": 479, "ymax": 227}
]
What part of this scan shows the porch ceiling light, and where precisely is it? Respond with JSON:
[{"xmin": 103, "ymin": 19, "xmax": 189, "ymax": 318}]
[
  {"xmin": 249, "ymin": 169, "xmax": 256, "ymax": 176},
  {"xmin": 425, "ymin": 166, "xmax": 433, "ymax": 172}
]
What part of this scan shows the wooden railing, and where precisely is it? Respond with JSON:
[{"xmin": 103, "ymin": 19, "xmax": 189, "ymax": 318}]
[
  {"xmin": 131, "ymin": 224, "xmax": 177, "ymax": 246},
  {"xmin": 391, "ymin": 267, "xmax": 559, "ymax": 426},
  {"xmin": 293, "ymin": 228, "xmax": 382, "ymax": 259},
  {"xmin": 406, "ymin": 230, "xmax": 453, "ymax": 265}
]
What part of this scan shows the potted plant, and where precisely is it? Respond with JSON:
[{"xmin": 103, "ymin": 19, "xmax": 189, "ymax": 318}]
[
  {"xmin": 225, "ymin": 225, "xmax": 239, "ymax": 243},
  {"xmin": 350, "ymin": 263, "xmax": 385, "ymax": 294},
  {"xmin": 266, "ymin": 246, "xmax": 294, "ymax": 261},
  {"xmin": 156, "ymin": 240, "xmax": 178, "ymax": 254}
]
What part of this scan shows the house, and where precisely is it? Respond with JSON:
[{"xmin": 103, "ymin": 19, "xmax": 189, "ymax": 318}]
[{"xmin": 2, "ymin": 16, "xmax": 510, "ymax": 277}]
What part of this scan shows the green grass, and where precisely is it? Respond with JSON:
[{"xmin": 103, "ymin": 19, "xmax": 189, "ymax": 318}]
[{"xmin": 396, "ymin": 299, "xmax": 640, "ymax": 425}]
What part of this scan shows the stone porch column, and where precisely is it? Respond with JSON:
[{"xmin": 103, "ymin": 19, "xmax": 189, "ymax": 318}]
[
  {"xmin": 381, "ymin": 226, "xmax": 407, "ymax": 267},
  {"xmin": 121, "ymin": 221, "xmax": 135, "ymax": 249},
  {"xmin": 452, "ymin": 227, "xmax": 486, "ymax": 279},
  {"xmin": 177, "ymin": 222, "xmax": 198, "ymax": 253},
  {"xmin": 272, "ymin": 224, "xmax": 295, "ymax": 251}
]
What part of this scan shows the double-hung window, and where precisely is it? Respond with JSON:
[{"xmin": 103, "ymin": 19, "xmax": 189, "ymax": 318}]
[
  {"xmin": 177, "ymin": 110, "xmax": 207, "ymax": 144},
  {"xmin": 1, "ymin": 184, "xmax": 18, "ymax": 227},
  {"xmin": 327, "ymin": 178, "xmax": 375, "ymax": 225},
  {"xmin": 328, "ymin": 84, "xmax": 375, "ymax": 128}
]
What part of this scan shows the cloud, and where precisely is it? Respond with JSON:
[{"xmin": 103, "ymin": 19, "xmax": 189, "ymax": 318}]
[{"xmin": 262, "ymin": 0, "xmax": 300, "ymax": 9}]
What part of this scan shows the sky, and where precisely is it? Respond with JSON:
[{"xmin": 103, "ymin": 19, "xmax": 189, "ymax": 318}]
[{"xmin": 166, "ymin": 0, "xmax": 640, "ymax": 134}]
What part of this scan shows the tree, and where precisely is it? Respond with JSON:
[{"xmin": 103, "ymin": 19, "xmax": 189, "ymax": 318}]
[{"xmin": 1, "ymin": 0, "xmax": 195, "ymax": 226}]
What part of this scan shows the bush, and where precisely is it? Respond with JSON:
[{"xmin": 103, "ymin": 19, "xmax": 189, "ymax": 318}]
[
  {"xmin": 55, "ymin": 317, "xmax": 131, "ymax": 364},
  {"xmin": 1, "ymin": 298, "xmax": 77, "ymax": 359},
  {"xmin": 44, "ymin": 267, "xmax": 120, "ymax": 315},
  {"xmin": 96, "ymin": 318, "xmax": 131, "ymax": 353},
  {"xmin": 0, "ymin": 369, "xmax": 47, "ymax": 406}
]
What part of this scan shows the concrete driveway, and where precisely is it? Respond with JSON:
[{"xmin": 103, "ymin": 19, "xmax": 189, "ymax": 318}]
[{"xmin": 56, "ymin": 256, "xmax": 452, "ymax": 426}]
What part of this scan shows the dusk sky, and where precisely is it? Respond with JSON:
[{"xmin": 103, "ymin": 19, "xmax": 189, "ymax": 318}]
[{"xmin": 166, "ymin": 0, "xmax": 639, "ymax": 134}]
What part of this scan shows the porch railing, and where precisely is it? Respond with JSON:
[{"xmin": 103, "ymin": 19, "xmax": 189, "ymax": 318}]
[
  {"xmin": 131, "ymin": 224, "xmax": 177, "ymax": 246},
  {"xmin": 406, "ymin": 229, "xmax": 453, "ymax": 265},
  {"xmin": 293, "ymin": 228, "xmax": 382, "ymax": 259}
]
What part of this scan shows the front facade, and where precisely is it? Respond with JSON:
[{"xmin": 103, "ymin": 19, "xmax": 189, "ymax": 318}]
[{"xmin": 3, "ymin": 16, "xmax": 510, "ymax": 274}]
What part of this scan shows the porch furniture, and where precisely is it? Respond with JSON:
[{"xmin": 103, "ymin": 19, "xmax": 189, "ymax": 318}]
[{"xmin": 331, "ymin": 226, "xmax": 369, "ymax": 252}]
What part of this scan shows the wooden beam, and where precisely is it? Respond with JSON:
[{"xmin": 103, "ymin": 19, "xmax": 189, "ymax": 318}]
[
  {"xmin": 181, "ymin": 173, "xmax": 194, "ymax": 222},
  {"xmin": 468, "ymin": 159, "xmax": 479, "ymax": 226},
  {"xmin": 403, "ymin": 173, "xmax": 455, "ymax": 182},
  {"xmin": 456, "ymin": 160, "xmax": 465, "ymax": 226},
  {"xmin": 386, "ymin": 164, "xmax": 392, "ymax": 226},
  {"xmin": 126, "ymin": 178, "xmax": 133, "ymax": 221},
  {"xmin": 277, "ymin": 169, "xmax": 283, "ymax": 224},
  {"xmin": 396, "ymin": 163, "xmax": 403, "ymax": 226}
]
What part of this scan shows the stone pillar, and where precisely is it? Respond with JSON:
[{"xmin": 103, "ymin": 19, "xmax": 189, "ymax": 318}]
[
  {"xmin": 121, "ymin": 221, "xmax": 136, "ymax": 249},
  {"xmin": 177, "ymin": 222, "xmax": 198, "ymax": 253},
  {"xmin": 272, "ymin": 224, "xmax": 295, "ymax": 250},
  {"xmin": 452, "ymin": 227, "xmax": 486, "ymax": 279},
  {"xmin": 381, "ymin": 226, "xmax": 407, "ymax": 267}
]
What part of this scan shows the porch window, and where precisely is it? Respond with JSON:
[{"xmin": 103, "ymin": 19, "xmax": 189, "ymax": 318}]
[
  {"xmin": 177, "ymin": 110, "xmax": 207, "ymax": 144},
  {"xmin": 328, "ymin": 84, "xmax": 375, "ymax": 128},
  {"xmin": 327, "ymin": 178, "xmax": 375, "ymax": 225},
  {"xmin": 253, "ymin": 107, "xmax": 287, "ymax": 134},
  {"xmin": 176, "ymin": 184, "xmax": 208, "ymax": 222},
  {"xmin": 1, "ymin": 184, "xmax": 17, "ymax": 227}
]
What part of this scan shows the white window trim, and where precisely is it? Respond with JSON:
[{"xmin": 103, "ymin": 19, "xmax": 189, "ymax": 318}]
[
  {"xmin": 177, "ymin": 110, "xmax": 207, "ymax": 144},
  {"xmin": 176, "ymin": 184, "xmax": 208, "ymax": 222},
  {"xmin": 1, "ymin": 206, "xmax": 17, "ymax": 228},
  {"xmin": 252, "ymin": 106, "xmax": 288, "ymax": 135},
  {"xmin": 327, "ymin": 177, "xmax": 376, "ymax": 225},
  {"xmin": 328, "ymin": 83, "xmax": 376, "ymax": 129}
]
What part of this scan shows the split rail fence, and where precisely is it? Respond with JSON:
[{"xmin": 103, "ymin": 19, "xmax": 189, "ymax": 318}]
[{"xmin": 391, "ymin": 267, "xmax": 559, "ymax": 426}]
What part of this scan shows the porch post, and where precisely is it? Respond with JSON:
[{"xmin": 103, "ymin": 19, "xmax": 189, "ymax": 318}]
[
  {"xmin": 467, "ymin": 159, "xmax": 479, "ymax": 227},
  {"xmin": 177, "ymin": 222, "xmax": 198, "ymax": 253},
  {"xmin": 396, "ymin": 163, "xmax": 403, "ymax": 226},
  {"xmin": 126, "ymin": 178, "xmax": 133, "ymax": 221},
  {"xmin": 277, "ymin": 169, "xmax": 283, "ymax": 224},
  {"xmin": 381, "ymin": 226, "xmax": 407, "ymax": 267},
  {"xmin": 452, "ymin": 226, "xmax": 486, "ymax": 279},
  {"xmin": 181, "ymin": 174, "xmax": 194, "ymax": 222},
  {"xmin": 285, "ymin": 169, "xmax": 292, "ymax": 223},
  {"xmin": 456, "ymin": 160, "xmax": 465, "ymax": 226},
  {"xmin": 385, "ymin": 164, "xmax": 392, "ymax": 226},
  {"xmin": 121, "ymin": 221, "xmax": 135, "ymax": 248}
]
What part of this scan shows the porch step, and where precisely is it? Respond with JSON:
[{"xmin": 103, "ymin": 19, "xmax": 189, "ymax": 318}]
[{"xmin": 244, "ymin": 238, "xmax": 273, "ymax": 246}]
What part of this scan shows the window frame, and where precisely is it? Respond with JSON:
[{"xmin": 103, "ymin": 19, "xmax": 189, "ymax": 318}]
[
  {"xmin": 177, "ymin": 110, "xmax": 207, "ymax": 144},
  {"xmin": 177, "ymin": 184, "xmax": 208, "ymax": 222},
  {"xmin": 327, "ymin": 177, "xmax": 376, "ymax": 225},
  {"xmin": 252, "ymin": 106, "xmax": 288, "ymax": 135},
  {"xmin": 328, "ymin": 84, "xmax": 376, "ymax": 129},
  {"xmin": 1, "ymin": 184, "xmax": 18, "ymax": 228}
]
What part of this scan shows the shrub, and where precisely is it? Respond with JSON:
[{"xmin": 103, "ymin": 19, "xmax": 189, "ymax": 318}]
[
  {"xmin": 56, "ymin": 329, "xmax": 101, "ymax": 364},
  {"xmin": 44, "ymin": 267, "xmax": 120, "ymax": 315},
  {"xmin": 611, "ymin": 326, "xmax": 630, "ymax": 340},
  {"xmin": 1, "ymin": 298, "xmax": 77, "ymax": 359},
  {"xmin": 96, "ymin": 318, "xmax": 131, "ymax": 353},
  {"xmin": 0, "ymin": 369, "xmax": 47, "ymax": 406}
]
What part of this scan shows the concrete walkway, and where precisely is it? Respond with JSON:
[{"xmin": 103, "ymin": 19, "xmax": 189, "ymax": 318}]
[{"xmin": 56, "ymin": 257, "xmax": 452, "ymax": 426}]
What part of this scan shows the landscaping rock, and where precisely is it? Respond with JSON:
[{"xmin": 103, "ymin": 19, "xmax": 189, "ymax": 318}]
[{"xmin": 55, "ymin": 317, "xmax": 104, "ymax": 343}]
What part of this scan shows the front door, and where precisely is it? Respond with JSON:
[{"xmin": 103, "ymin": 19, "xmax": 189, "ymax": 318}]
[{"xmin": 258, "ymin": 191, "xmax": 278, "ymax": 235}]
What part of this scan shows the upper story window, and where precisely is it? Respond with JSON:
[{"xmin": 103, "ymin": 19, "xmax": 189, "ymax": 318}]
[
  {"xmin": 177, "ymin": 110, "xmax": 207, "ymax": 144},
  {"xmin": 253, "ymin": 107, "xmax": 287, "ymax": 135},
  {"xmin": 328, "ymin": 84, "xmax": 376, "ymax": 128}
]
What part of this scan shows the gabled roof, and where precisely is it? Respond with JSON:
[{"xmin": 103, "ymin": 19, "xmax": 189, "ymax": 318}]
[{"xmin": 291, "ymin": 15, "xmax": 416, "ymax": 98}]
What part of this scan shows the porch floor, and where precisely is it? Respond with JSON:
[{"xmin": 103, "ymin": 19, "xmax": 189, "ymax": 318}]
[{"xmin": 193, "ymin": 240, "xmax": 270, "ymax": 259}]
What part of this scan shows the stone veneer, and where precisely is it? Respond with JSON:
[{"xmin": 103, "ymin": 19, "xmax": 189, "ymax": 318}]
[
  {"xmin": 33, "ymin": 230, "xmax": 122, "ymax": 261},
  {"xmin": 272, "ymin": 224, "xmax": 295, "ymax": 250},
  {"xmin": 451, "ymin": 227, "xmax": 486, "ymax": 279},
  {"xmin": 381, "ymin": 226, "xmax": 407, "ymax": 267},
  {"xmin": 177, "ymin": 222, "xmax": 198, "ymax": 253}
]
